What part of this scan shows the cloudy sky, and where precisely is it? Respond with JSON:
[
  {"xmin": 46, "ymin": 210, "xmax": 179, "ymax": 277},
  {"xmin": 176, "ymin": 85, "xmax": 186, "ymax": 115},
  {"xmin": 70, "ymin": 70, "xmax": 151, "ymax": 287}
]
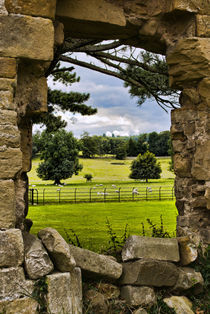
[{"xmin": 42, "ymin": 57, "xmax": 172, "ymax": 138}]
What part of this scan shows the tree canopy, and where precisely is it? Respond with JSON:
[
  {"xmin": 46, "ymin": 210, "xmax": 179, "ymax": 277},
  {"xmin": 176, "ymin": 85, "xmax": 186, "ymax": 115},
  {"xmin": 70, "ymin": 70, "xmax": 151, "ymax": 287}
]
[
  {"xmin": 37, "ymin": 130, "xmax": 82, "ymax": 185},
  {"xmin": 130, "ymin": 151, "xmax": 162, "ymax": 183}
]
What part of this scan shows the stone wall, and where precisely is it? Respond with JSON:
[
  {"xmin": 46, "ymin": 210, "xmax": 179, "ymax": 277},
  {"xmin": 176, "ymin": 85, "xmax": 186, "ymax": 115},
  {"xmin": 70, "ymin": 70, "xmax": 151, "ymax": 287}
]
[{"xmin": 0, "ymin": 0, "xmax": 209, "ymax": 312}]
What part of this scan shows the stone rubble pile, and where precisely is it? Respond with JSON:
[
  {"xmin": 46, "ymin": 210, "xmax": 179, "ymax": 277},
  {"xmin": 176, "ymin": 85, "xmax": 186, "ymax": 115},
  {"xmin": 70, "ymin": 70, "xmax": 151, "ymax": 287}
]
[{"xmin": 0, "ymin": 228, "xmax": 205, "ymax": 313}]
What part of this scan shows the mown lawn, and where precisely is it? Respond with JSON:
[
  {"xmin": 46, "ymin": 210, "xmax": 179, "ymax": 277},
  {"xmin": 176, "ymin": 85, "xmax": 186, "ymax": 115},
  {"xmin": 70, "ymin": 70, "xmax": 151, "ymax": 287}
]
[{"xmin": 28, "ymin": 200, "xmax": 177, "ymax": 252}]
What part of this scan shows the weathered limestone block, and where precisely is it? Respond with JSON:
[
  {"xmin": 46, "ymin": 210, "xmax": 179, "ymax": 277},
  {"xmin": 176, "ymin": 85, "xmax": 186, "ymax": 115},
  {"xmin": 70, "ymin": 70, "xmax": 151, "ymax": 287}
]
[
  {"xmin": 167, "ymin": 38, "xmax": 210, "ymax": 88},
  {"xmin": 38, "ymin": 228, "xmax": 76, "ymax": 272},
  {"xmin": 54, "ymin": 21, "xmax": 64, "ymax": 47},
  {"xmin": 0, "ymin": 57, "xmax": 16, "ymax": 78},
  {"xmin": 56, "ymin": 0, "xmax": 126, "ymax": 27},
  {"xmin": 163, "ymin": 296, "xmax": 194, "ymax": 314},
  {"xmin": 173, "ymin": 267, "xmax": 204, "ymax": 291},
  {"xmin": 15, "ymin": 61, "xmax": 48, "ymax": 118},
  {"xmin": 133, "ymin": 308, "xmax": 148, "ymax": 314},
  {"xmin": 120, "ymin": 260, "xmax": 179, "ymax": 287},
  {"xmin": 0, "ymin": 109, "xmax": 17, "ymax": 125},
  {"xmin": 0, "ymin": 78, "xmax": 16, "ymax": 92},
  {"xmin": 172, "ymin": 0, "xmax": 210, "ymax": 14},
  {"xmin": 0, "ymin": 229, "xmax": 24, "ymax": 267},
  {"xmin": 0, "ymin": 125, "xmax": 20, "ymax": 148},
  {"xmin": 0, "ymin": 146, "xmax": 22, "ymax": 179},
  {"xmin": 0, "ymin": 297, "xmax": 38, "ymax": 314},
  {"xmin": 69, "ymin": 244, "xmax": 122, "ymax": 280},
  {"xmin": 0, "ymin": 0, "xmax": 8, "ymax": 15},
  {"xmin": 46, "ymin": 272, "xmax": 73, "ymax": 314},
  {"xmin": 0, "ymin": 179, "xmax": 15, "ymax": 228},
  {"xmin": 23, "ymin": 232, "xmax": 54, "ymax": 280},
  {"xmin": 122, "ymin": 236, "xmax": 180, "ymax": 262},
  {"xmin": 196, "ymin": 15, "xmax": 210, "ymax": 38},
  {"xmin": 0, "ymin": 267, "xmax": 34, "ymax": 300},
  {"xmin": 121, "ymin": 286, "xmax": 156, "ymax": 307},
  {"xmin": 70, "ymin": 267, "xmax": 83, "ymax": 314},
  {"xmin": 198, "ymin": 78, "xmax": 210, "ymax": 103},
  {"xmin": 5, "ymin": 0, "xmax": 56, "ymax": 19},
  {"xmin": 0, "ymin": 90, "xmax": 15, "ymax": 110},
  {"xmin": 15, "ymin": 172, "xmax": 29, "ymax": 230},
  {"xmin": 191, "ymin": 139, "xmax": 210, "ymax": 180},
  {"xmin": 178, "ymin": 237, "xmax": 198, "ymax": 265},
  {"xmin": 205, "ymin": 188, "xmax": 210, "ymax": 209},
  {"xmin": 0, "ymin": 15, "xmax": 54, "ymax": 61},
  {"xmin": 173, "ymin": 153, "xmax": 192, "ymax": 178}
]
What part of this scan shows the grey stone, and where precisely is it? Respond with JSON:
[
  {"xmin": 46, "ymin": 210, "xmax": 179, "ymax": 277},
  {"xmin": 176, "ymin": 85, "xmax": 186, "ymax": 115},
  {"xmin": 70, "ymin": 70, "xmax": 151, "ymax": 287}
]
[
  {"xmin": 0, "ymin": 267, "xmax": 34, "ymax": 300},
  {"xmin": 38, "ymin": 227, "xmax": 76, "ymax": 272},
  {"xmin": 0, "ymin": 297, "xmax": 38, "ymax": 314},
  {"xmin": 120, "ymin": 259, "xmax": 179, "ymax": 287},
  {"xmin": 163, "ymin": 296, "xmax": 194, "ymax": 314},
  {"xmin": 69, "ymin": 244, "xmax": 122, "ymax": 280},
  {"xmin": 177, "ymin": 237, "xmax": 198, "ymax": 265},
  {"xmin": 46, "ymin": 272, "xmax": 73, "ymax": 314},
  {"xmin": 70, "ymin": 267, "xmax": 83, "ymax": 314},
  {"xmin": 23, "ymin": 232, "xmax": 54, "ymax": 280},
  {"xmin": 122, "ymin": 236, "xmax": 180, "ymax": 262},
  {"xmin": 121, "ymin": 286, "xmax": 156, "ymax": 307},
  {"xmin": 133, "ymin": 308, "xmax": 148, "ymax": 314},
  {"xmin": 173, "ymin": 267, "xmax": 204, "ymax": 292},
  {"xmin": 85, "ymin": 290, "xmax": 108, "ymax": 314},
  {"xmin": 0, "ymin": 229, "xmax": 24, "ymax": 267},
  {"xmin": 0, "ymin": 1, "xmax": 7, "ymax": 16}
]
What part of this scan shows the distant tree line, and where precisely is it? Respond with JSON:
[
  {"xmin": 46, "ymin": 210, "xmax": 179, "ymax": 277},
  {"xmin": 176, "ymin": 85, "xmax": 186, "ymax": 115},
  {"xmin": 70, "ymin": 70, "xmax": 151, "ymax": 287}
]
[{"xmin": 33, "ymin": 130, "xmax": 170, "ymax": 160}]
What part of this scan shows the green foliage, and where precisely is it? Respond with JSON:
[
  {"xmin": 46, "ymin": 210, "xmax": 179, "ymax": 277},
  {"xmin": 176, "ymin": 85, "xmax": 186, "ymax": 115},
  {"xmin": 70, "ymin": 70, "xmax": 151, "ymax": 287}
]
[
  {"xmin": 84, "ymin": 174, "xmax": 93, "ymax": 182},
  {"xmin": 148, "ymin": 131, "xmax": 170, "ymax": 156},
  {"xmin": 37, "ymin": 130, "xmax": 82, "ymax": 185},
  {"xmin": 123, "ymin": 51, "xmax": 179, "ymax": 110},
  {"xmin": 126, "ymin": 137, "xmax": 137, "ymax": 157},
  {"xmin": 64, "ymin": 228, "xmax": 82, "ymax": 248},
  {"xmin": 32, "ymin": 132, "xmax": 42, "ymax": 158},
  {"xmin": 141, "ymin": 215, "xmax": 171, "ymax": 238},
  {"xmin": 32, "ymin": 277, "xmax": 48, "ymax": 313},
  {"xmin": 80, "ymin": 132, "xmax": 99, "ymax": 158},
  {"xmin": 32, "ymin": 65, "xmax": 97, "ymax": 132},
  {"xmin": 130, "ymin": 151, "xmax": 162, "ymax": 183},
  {"xmin": 115, "ymin": 143, "xmax": 127, "ymax": 160}
]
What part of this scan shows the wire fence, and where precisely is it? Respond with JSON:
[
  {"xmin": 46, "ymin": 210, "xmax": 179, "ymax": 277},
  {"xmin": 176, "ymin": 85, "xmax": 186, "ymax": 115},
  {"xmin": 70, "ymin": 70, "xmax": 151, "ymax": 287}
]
[{"xmin": 29, "ymin": 186, "xmax": 175, "ymax": 205}]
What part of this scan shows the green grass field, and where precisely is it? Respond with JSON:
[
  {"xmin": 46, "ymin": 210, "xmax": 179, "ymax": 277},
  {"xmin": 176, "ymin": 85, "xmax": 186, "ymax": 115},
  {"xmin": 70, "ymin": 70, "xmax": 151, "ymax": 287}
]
[
  {"xmin": 28, "ymin": 200, "xmax": 177, "ymax": 252},
  {"xmin": 28, "ymin": 156, "xmax": 176, "ymax": 252},
  {"xmin": 29, "ymin": 156, "xmax": 174, "ymax": 190}
]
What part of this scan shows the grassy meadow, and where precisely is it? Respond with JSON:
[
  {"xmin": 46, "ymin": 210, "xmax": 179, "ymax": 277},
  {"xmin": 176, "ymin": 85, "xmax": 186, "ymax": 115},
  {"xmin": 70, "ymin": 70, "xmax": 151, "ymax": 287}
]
[
  {"xmin": 29, "ymin": 156, "xmax": 175, "ymax": 189},
  {"xmin": 28, "ymin": 200, "xmax": 177, "ymax": 252},
  {"xmin": 27, "ymin": 156, "xmax": 177, "ymax": 252}
]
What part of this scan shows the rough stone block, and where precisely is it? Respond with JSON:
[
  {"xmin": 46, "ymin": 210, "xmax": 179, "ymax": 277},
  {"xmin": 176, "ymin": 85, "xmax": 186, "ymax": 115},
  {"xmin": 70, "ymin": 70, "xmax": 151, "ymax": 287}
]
[
  {"xmin": 0, "ymin": 125, "xmax": 20, "ymax": 148},
  {"xmin": 196, "ymin": 15, "xmax": 210, "ymax": 37},
  {"xmin": 0, "ymin": 57, "xmax": 16, "ymax": 78},
  {"xmin": 163, "ymin": 296, "xmax": 194, "ymax": 314},
  {"xmin": 0, "ymin": 146, "xmax": 22, "ymax": 179},
  {"xmin": 173, "ymin": 267, "xmax": 204, "ymax": 291},
  {"xmin": 23, "ymin": 232, "xmax": 54, "ymax": 280},
  {"xmin": 0, "ymin": 109, "xmax": 17, "ymax": 125},
  {"xmin": 0, "ymin": 229, "xmax": 24, "ymax": 267},
  {"xmin": 174, "ymin": 153, "xmax": 192, "ymax": 178},
  {"xmin": 198, "ymin": 78, "xmax": 210, "ymax": 103},
  {"xmin": 120, "ymin": 259, "xmax": 179, "ymax": 287},
  {"xmin": 0, "ymin": 0, "xmax": 8, "ymax": 15},
  {"xmin": 0, "ymin": 267, "xmax": 34, "ymax": 300},
  {"xmin": 38, "ymin": 228, "xmax": 76, "ymax": 272},
  {"xmin": 46, "ymin": 272, "xmax": 73, "ymax": 314},
  {"xmin": 122, "ymin": 236, "xmax": 180, "ymax": 262},
  {"xmin": 0, "ymin": 297, "xmax": 38, "ymax": 314},
  {"xmin": 69, "ymin": 244, "xmax": 122, "ymax": 280},
  {"xmin": 205, "ymin": 188, "xmax": 210, "ymax": 209},
  {"xmin": 0, "ymin": 179, "xmax": 15, "ymax": 228},
  {"xmin": 192, "ymin": 140, "xmax": 210, "ymax": 180},
  {"xmin": 5, "ymin": 0, "xmax": 56, "ymax": 19},
  {"xmin": 70, "ymin": 267, "xmax": 83, "ymax": 314},
  {"xmin": 121, "ymin": 286, "xmax": 156, "ymax": 307},
  {"xmin": 167, "ymin": 38, "xmax": 210, "ymax": 88},
  {"xmin": 172, "ymin": 0, "xmax": 210, "ymax": 14},
  {"xmin": 0, "ymin": 90, "xmax": 15, "ymax": 110},
  {"xmin": 0, "ymin": 78, "xmax": 16, "ymax": 93},
  {"xmin": 0, "ymin": 15, "xmax": 54, "ymax": 61},
  {"xmin": 178, "ymin": 237, "xmax": 198, "ymax": 265}
]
